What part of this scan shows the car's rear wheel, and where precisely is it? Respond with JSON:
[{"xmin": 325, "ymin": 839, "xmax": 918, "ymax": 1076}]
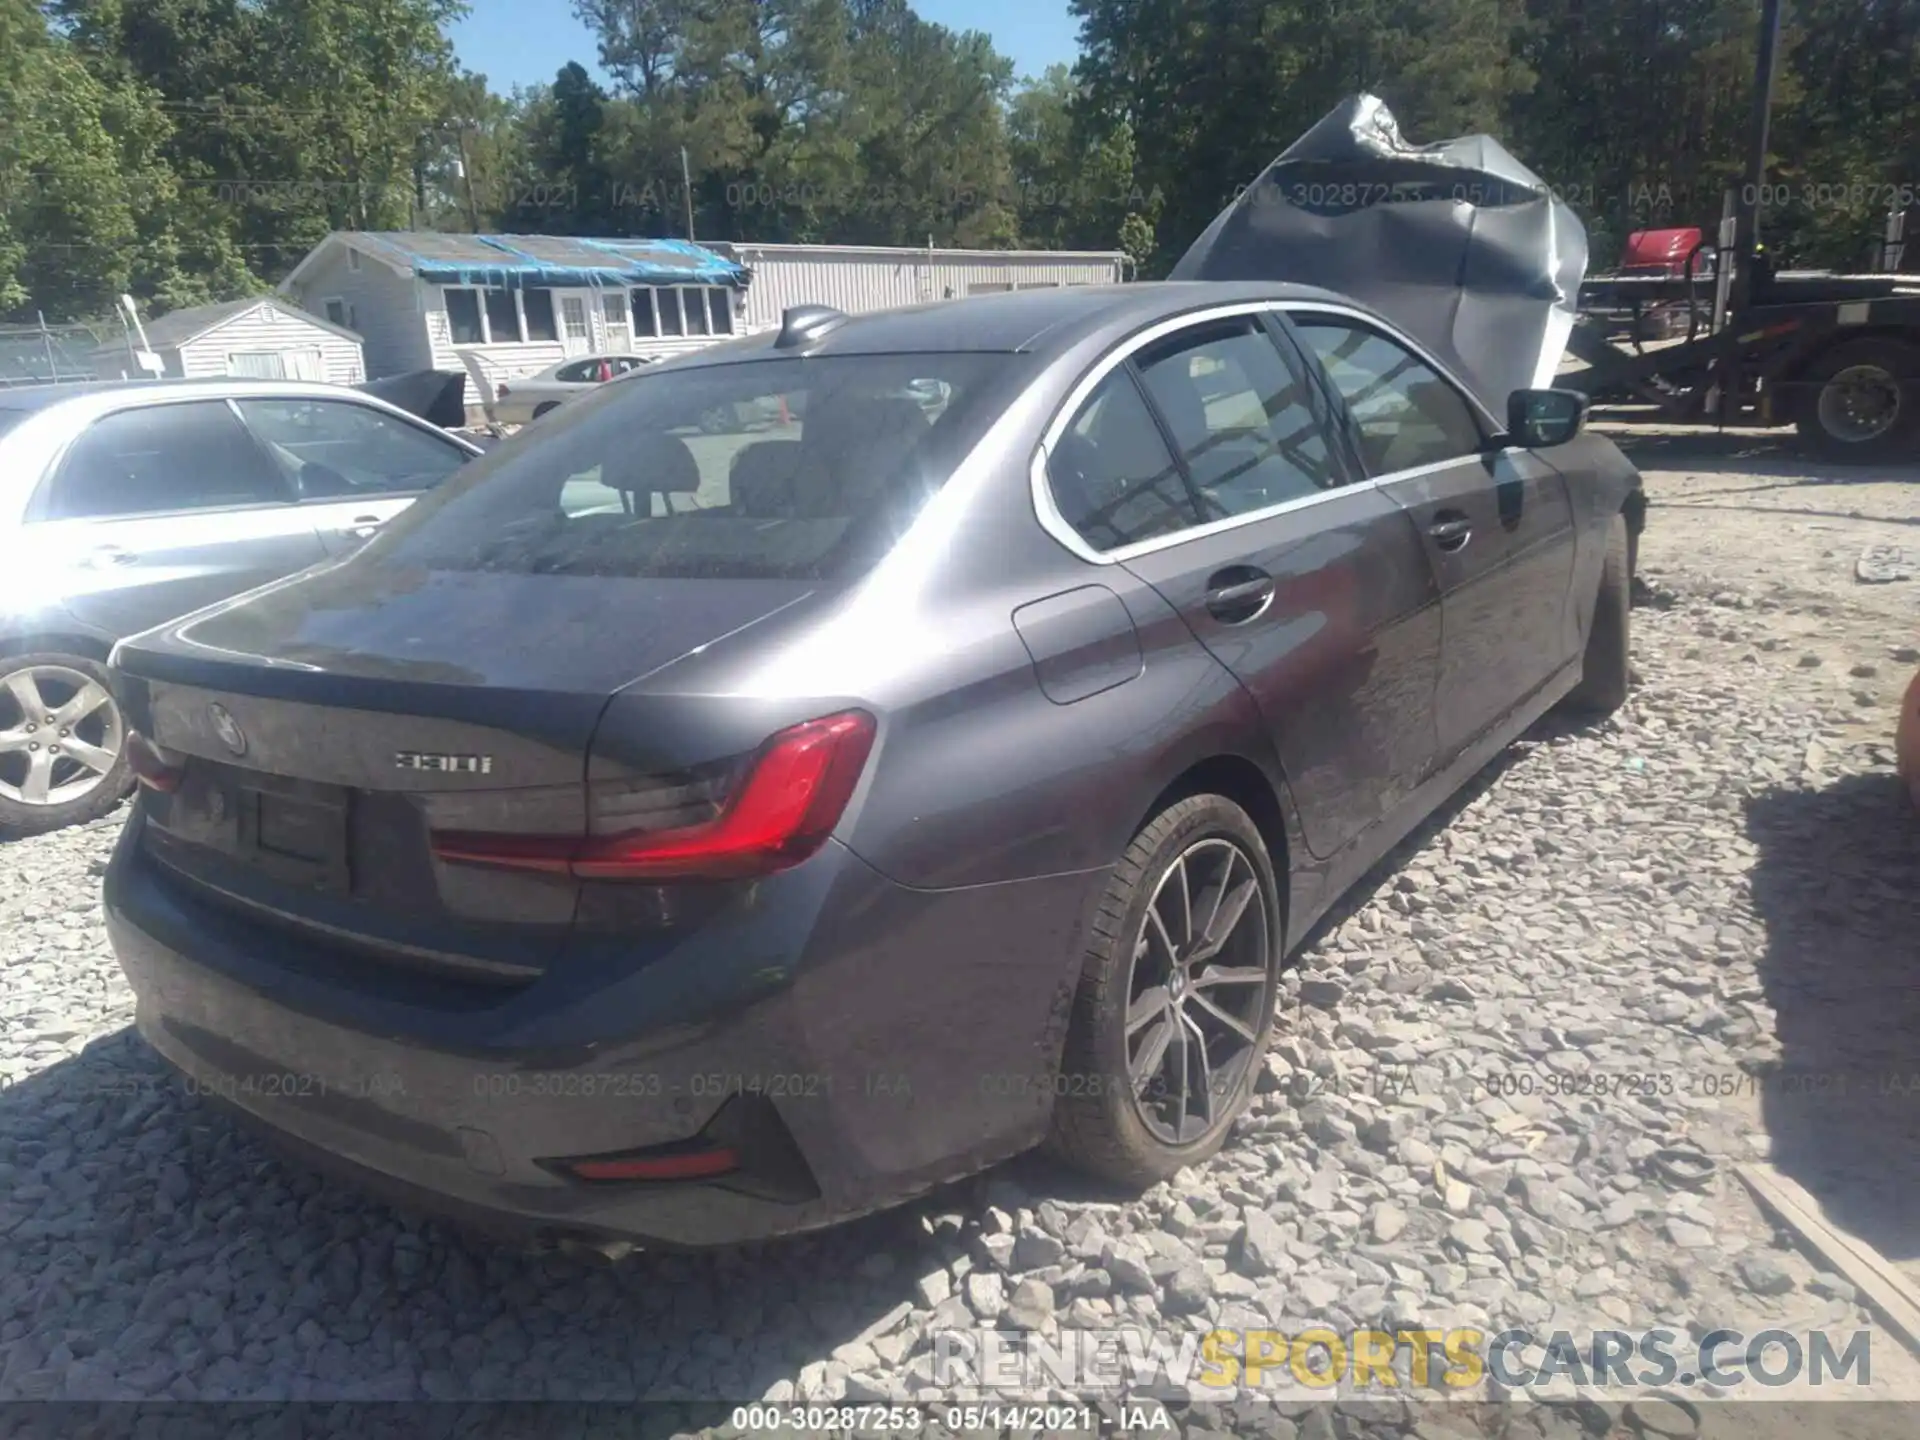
[
  {"xmin": 0, "ymin": 653, "xmax": 130, "ymax": 836},
  {"xmin": 1048, "ymin": 794, "xmax": 1282, "ymax": 1187},
  {"xmin": 1562, "ymin": 512, "xmax": 1632, "ymax": 718}
]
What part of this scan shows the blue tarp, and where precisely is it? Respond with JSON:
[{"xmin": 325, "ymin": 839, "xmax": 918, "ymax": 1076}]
[{"xmin": 377, "ymin": 233, "xmax": 747, "ymax": 289}]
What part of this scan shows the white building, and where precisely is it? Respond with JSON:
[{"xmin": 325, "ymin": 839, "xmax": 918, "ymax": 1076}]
[
  {"xmin": 710, "ymin": 242, "xmax": 1130, "ymax": 332},
  {"xmin": 91, "ymin": 295, "xmax": 364, "ymax": 384},
  {"xmin": 279, "ymin": 231, "xmax": 1130, "ymax": 412},
  {"xmin": 278, "ymin": 232, "xmax": 752, "ymax": 408}
]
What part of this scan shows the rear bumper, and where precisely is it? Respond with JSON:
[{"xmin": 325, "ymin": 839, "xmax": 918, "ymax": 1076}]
[{"xmin": 105, "ymin": 808, "xmax": 1105, "ymax": 1246}]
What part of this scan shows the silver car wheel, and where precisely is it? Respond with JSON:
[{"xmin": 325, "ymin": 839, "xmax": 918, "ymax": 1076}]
[
  {"xmin": 0, "ymin": 663, "xmax": 124, "ymax": 808},
  {"xmin": 1124, "ymin": 836, "xmax": 1271, "ymax": 1145}
]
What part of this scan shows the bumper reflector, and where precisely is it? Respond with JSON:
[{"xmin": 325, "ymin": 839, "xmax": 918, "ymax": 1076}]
[
  {"xmin": 559, "ymin": 1145, "xmax": 740, "ymax": 1183},
  {"xmin": 126, "ymin": 732, "xmax": 183, "ymax": 793}
]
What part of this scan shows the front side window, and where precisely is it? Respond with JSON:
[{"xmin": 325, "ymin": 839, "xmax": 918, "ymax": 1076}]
[
  {"xmin": 370, "ymin": 353, "xmax": 1010, "ymax": 581},
  {"xmin": 235, "ymin": 399, "xmax": 468, "ymax": 497},
  {"xmin": 1134, "ymin": 317, "xmax": 1343, "ymax": 518},
  {"xmin": 44, "ymin": 402, "xmax": 288, "ymax": 520},
  {"xmin": 1046, "ymin": 369, "xmax": 1198, "ymax": 551},
  {"xmin": 1292, "ymin": 318, "xmax": 1485, "ymax": 475}
]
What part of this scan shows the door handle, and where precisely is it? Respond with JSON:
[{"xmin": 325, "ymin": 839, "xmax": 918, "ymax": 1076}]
[
  {"xmin": 90, "ymin": 545, "xmax": 138, "ymax": 567},
  {"xmin": 1428, "ymin": 514, "xmax": 1473, "ymax": 551},
  {"xmin": 1204, "ymin": 568, "xmax": 1275, "ymax": 624},
  {"xmin": 343, "ymin": 514, "xmax": 384, "ymax": 540}
]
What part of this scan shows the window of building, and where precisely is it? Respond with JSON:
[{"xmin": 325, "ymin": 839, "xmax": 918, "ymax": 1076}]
[
  {"xmin": 683, "ymin": 287, "xmax": 710, "ymax": 336},
  {"xmin": 445, "ymin": 289, "xmax": 484, "ymax": 344},
  {"xmin": 630, "ymin": 289, "xmax": 658, "ymax": 338},
  {"xmin": 522, "ymin": 288, "xmax": 559, "ymax": 343},
  {"xmin": 657, "ymin": 288, "xmax": 685, "ymax": 337},
  {"xmin": 484, "ymin": 289, "xmax": 520, "ymax": 345}
]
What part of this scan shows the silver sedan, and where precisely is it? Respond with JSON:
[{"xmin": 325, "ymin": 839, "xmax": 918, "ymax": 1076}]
[
  {"xmin": 0, "ymin": 379, "xmax": 480, "ymax": 834},
  {"xmin": 491, "ymin": 354, "xmax": 656, "ymax": 425}
]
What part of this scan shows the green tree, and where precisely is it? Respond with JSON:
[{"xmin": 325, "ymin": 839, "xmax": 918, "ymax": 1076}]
[
  {"xmin": 3, "ymin": 0, "xmax": 249, "ymax": 319},
  {"xmin": 1072, "ymin": 0, "xmax": 1535, "ymax": 273}
]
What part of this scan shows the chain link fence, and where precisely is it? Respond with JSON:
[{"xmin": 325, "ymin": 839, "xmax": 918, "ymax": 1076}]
[{"xmin": 0, "ymin": 318, "xmax": 124, "ymax": 388}]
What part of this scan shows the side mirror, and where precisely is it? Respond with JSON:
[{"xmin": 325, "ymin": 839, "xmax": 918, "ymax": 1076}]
[{"xmin": 1507, "ymin": 388, "xmax": 1589, "ymax": 448}]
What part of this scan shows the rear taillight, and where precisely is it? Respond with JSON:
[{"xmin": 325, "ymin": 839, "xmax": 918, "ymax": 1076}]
[
  {"xmin": 430, "ymin": 709, "xmax": 876, "ymax": 881},
  {"xmin": 125, "ymin": 732, "xmax": 183, "ymax": 793}
]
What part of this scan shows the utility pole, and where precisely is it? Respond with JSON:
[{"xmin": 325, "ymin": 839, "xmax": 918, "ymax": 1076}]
[
  {"xmin": 456, "ymin": 128, "xmax": 481, "ymax": 231},
  {"xmin": 681, "ymin": 147, "xmax": 696, "ymax": 242},
  {"xmin": 1732, "ymin": 0, "xmax": 1784, "ymax": 310}
]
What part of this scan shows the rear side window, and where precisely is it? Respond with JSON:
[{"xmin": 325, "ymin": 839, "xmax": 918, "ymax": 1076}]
[
  {"xmin": 375, "ymin": 354, "xmax": 1008, "ymax": 581},
  {"xmin": 1293, "ymin": 319, "xmax": 1486, "ymax": 474},
  {"xmin": 43, "ymin": 401, "xmax": 288, "ymax": 520},
  {"xmin": 1134, "ymin": 316, "xmax": 1344, "ymax": 518},
  {"xmin": 1046, "ymin": 370, "xmax": 1198, "ymax": 551},
  {"xmin": 234, "ymin": 398, "xmax": 469, "ymax": 498}
]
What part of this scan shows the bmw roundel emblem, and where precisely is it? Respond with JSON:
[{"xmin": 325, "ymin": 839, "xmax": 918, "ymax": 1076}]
[{"xmin": 207, "ymin": 703, "xmax": 247, "ymax": 757}]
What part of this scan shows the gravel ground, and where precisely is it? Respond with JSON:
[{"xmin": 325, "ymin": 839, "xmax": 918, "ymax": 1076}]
[{"xmin": 2, "ymin": 429, "xmax": 1919, "ymax": 1438}]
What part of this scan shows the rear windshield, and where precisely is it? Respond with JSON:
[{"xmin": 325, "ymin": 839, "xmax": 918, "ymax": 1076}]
[{"xmin": 377, "ymin": 353, "xmax": 1009, "ymax": 581}]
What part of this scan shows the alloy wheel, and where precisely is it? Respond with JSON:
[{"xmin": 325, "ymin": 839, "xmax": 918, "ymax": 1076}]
[
  {"xmin": 1124, "ymin": 836, "xmax": 1272, "ymax": 1145},
  {"xmin": 1817, "ymin": 363, "xmax": 1902, "ymax": 444},
  {"xmin": 0, "ymin": 664, "xmax": 123, "ymax": 808}
]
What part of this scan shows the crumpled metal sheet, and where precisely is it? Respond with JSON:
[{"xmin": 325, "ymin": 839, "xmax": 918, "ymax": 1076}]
[
  {"xmin": 356, "ymin": 370, "xmax": 469, "ymax": 430},
  {"xmin": 1171, "ymin": 94, "xmax": 1589, "ymax": 414}
]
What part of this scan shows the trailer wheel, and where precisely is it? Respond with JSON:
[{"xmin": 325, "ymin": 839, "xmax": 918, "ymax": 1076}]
[{"xmin": 1794, "ymin": 338, "xmax": 1920, "ymax": 463}]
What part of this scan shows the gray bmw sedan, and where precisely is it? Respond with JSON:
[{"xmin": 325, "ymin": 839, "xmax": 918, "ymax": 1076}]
[{"xmin": 103, "ymin": 282, "xmax": 1644, "ymax": 1248}]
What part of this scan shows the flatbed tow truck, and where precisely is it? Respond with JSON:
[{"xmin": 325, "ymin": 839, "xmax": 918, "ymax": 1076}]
[{"xmin": 1564, "ymin": 0, "xmax": 1920, "ymax": 462}]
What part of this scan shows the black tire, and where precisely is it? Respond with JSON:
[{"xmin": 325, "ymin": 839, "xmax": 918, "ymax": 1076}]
[
  {"xmin": 0, "ymin": 651, "xmax": 131, "ymax": 837},
  {"xmin": 697, "ymin": 404, "xmax": 734, "ymax": 435},
  {"xmin": 531, "ymin": 402, "xmax": 560, "ymax": 419},
  {"xmin": 1563, "ymin": 513, "xmax": 1632, "ymax": 717},
  {"xmin": 1793, "ymin": 338, "xmax": 1920, "ymax": 464},
  {"xmin": 1047, "ymin": 794, "xmax": 1283, "ymax": 1188}
]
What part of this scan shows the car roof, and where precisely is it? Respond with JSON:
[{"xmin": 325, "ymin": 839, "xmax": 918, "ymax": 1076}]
[
  {"xmin": 0, "ymin": 377, "xmax": 376, "ymax": 411},
  {"xmin": 708, "ymin": 281, "xmax": 1380, "ymax": 360},
  {"xmin": 0, "ymin": 377, "xmax": 482, "ymax": 455}
]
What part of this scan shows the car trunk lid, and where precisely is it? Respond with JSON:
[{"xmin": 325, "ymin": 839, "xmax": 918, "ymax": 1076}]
[{"xmin": 113, "ymin": 559, "xmax": 814, "ymax": 986}]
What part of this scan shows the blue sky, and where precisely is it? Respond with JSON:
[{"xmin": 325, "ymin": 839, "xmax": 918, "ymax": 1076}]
[{"xmin": 451, "ymin": 0, "xmax": 1082, "ymax": 93}]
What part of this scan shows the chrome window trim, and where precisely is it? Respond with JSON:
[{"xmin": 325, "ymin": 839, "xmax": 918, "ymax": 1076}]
[{"xmin": 1028, "ymin": 297, "xmax": 1514, "ymax": 566}]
